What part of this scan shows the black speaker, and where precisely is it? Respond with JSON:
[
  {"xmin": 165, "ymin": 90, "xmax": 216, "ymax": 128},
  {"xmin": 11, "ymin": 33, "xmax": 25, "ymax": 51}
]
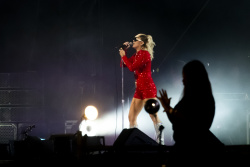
[
  {"xmin": 113, "ymin": 128, "xmax": 158, "ymax": 149},
  {"xmin": 0, "ymin": 123, "xmax": 17, "ymax": 144},
  {"xmin": 49, "ymin": 134, "xmax": 76, "ymax": 156}
]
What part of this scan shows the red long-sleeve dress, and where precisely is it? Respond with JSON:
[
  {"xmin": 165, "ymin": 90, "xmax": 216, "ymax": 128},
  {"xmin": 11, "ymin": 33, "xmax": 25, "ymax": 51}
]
[{"xmin": 121, "ymin": 50, "xmax": 157, "ymax": 99}]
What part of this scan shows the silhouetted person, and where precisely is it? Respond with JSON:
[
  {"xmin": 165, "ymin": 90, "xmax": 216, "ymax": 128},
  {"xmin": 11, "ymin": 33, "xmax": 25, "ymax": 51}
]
[{"xmin": 157, "ymin": 60, "xmax": 224, "ymax": 165}]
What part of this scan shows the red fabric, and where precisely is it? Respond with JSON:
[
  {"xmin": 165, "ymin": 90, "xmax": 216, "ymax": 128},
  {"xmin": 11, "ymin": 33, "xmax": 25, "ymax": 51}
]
[{"xmin": 121, "ymin": 50, "xmax": 157, "ymax": 99}]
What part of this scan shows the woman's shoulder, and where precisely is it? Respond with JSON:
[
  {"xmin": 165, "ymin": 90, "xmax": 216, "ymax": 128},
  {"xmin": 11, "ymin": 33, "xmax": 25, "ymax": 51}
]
[{"xmin": 138, "ymin": 50, "xmax": 150, "ymax": 56}]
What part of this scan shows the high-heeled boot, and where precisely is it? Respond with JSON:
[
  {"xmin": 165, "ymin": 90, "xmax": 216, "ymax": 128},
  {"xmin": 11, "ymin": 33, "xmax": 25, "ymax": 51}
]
[{"xmin": 154, "ymin": 123, "xmax": 165, "ymax": 145}]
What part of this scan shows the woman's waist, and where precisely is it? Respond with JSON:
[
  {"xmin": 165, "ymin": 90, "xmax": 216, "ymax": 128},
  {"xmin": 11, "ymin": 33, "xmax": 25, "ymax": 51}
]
[
  {"xmin": 134, "ymin": 71, "xmax": 152, "ymax": 78},
  {"xmin": 135, "ymin": 77, "xmax": 155, "ymax": 83},
  {"xmin": 134, "ymin": 75, "xmax": 153, "ymax": 82},
  {"xmin": 135, "ymin": 80, "xmax": 156, "ymax": 90}
]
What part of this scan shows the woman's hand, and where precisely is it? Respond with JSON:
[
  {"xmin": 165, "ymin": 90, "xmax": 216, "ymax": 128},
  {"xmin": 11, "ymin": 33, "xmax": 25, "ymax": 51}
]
[
  {"xmin": 157, "ymin": 89, "xmax": 172, "ymax": 113},
  {"xmin": 119, "ymin": 48, "xmax": 126, "ymax": 57},
  {"xmin": 123, "ymin": 41, "xmax": 131, "ymax": 49},
  {"xmin": 119, "ymin": 41, "xmax": 131, "ymax": 57}
]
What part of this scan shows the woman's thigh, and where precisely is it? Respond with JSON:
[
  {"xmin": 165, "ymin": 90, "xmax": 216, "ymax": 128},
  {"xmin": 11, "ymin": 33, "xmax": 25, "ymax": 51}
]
[{"xmin": 128, "ymin": 98, "xmax": 144, "ymax": 118}]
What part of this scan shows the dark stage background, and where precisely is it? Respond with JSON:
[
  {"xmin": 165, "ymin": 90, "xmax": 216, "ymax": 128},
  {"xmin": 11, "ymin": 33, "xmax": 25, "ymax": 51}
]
[{"xmin": 0, "ymin": 0, "xmax": 249, "ymax": 146}]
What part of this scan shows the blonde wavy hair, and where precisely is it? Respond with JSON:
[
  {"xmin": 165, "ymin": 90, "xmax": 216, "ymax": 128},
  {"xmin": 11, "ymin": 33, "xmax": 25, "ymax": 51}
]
[{"xmin": 136, "ymin": 33, "xmax": 156, "ymax": 60}]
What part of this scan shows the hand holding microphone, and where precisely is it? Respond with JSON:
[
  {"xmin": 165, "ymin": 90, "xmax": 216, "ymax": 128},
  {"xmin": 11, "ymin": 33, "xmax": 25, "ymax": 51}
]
[
  {"xmin": 120, "ymin": 41, "xmax": 133, "ymax": 50},
  {"xmin": 119, "ymin": 42, "xmax": 132, "ymax": 57}
]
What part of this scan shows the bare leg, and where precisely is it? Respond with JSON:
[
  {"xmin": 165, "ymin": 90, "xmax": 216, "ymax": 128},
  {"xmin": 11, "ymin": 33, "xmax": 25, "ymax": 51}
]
[
  {"xmin": 143, "ymin": 97, "xmax": 162, "ymax": 124},
  {"xmin": 143, "ymin": 97, "xmax": 165, "ymax": 144},
  {"xmin": 128, "ymin": 97, "xmax": 144, "ymax": 128},
  {"xmin": 128, "ymin": 97, "xmax": 164, "ymax": 144}
]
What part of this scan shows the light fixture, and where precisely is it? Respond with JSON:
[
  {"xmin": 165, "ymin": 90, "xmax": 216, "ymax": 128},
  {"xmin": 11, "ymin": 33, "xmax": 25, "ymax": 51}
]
[
  {"xmin": 79, "ymin": 105, "xmax": 98, "ymax": 136},
  {"xmin": 84, "ymin": 105, "xmax": 98, "ymax": 120},
  {"xmin": 79, "ymin": 119, "xmax": 96, "ymax": 136}
]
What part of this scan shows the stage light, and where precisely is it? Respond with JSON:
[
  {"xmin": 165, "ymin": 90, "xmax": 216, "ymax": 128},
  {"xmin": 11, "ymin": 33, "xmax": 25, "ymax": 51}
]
[
  {"xmin": 79, "ymin": 120, "xmax": 96, "ymax": 136},
  {"xmin": 84, "ymin": 105, "xmax": 98, "ymax": 120},
  {"xmin": 79, "ymin": 105, "xmax": 98, "ymax": 136}
]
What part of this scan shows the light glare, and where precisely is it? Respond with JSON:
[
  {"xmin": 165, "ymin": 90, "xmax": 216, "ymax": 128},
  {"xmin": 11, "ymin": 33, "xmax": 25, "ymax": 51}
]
[
  {"xmin": 79, "ymin": 120, "xmax": 96, "ymax": 136},
  {"xmin": 85, "ymin": 105, "xmax": 98, "ymax": 120}
]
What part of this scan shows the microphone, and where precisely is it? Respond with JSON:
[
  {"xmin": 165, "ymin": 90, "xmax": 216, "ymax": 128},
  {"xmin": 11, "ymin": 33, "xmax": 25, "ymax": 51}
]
[{"xmin": 116, "ymin": 42, "xmax": 133, "ymax": 50}]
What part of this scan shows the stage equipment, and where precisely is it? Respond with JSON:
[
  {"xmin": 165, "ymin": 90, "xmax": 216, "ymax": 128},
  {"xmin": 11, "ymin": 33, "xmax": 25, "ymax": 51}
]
[
  {"xmin": 84, "ymin": 105, "xmax": 98, "ymax": 120},
  {"xmin": 0, "ymin": 123, "xmax": 17, "ymax": 144},
  {"xmin": 113, "ymin": 128, "xmax": 158, "ymax": 151},
  {"xmin": 79, "ymin": 105, "xmax": 98, "ymax": 136},
  {"xmin": 81, "ymin": 134, "xmax": 105, "ymax": 155},
  {"xmin": 49, "ymin": 134, "xmax": 76, "ymax": 157},
  {"xmin": 144, "ymin": 99, "xmax": 160, "ymax": 114},
  {"xmin": 65, "ymin": 120, "xmax": 78, "ymax": 134},
  {"xmin": 49, "ymin": 132, "xmax": 105, "ymax": 158},
  {"xmin": 79, "ymin": 119, "xmax": 97, "ymax": 136}
]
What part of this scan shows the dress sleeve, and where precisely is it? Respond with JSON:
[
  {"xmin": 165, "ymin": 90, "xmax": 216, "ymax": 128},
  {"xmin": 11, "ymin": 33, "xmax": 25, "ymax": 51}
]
[
  {"xmin": 120, "ymin": 54, "xmax": 135, "ymax": 68},
  {"xmin": 121, "ymin": 51, "xmax": 150, "ymax": 72}
]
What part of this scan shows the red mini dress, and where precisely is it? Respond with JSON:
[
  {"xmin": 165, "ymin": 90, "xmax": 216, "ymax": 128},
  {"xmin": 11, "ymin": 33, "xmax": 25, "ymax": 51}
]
[{"xmin": 121, "ymin": 50, "xmax": 157, "ymax": 100}]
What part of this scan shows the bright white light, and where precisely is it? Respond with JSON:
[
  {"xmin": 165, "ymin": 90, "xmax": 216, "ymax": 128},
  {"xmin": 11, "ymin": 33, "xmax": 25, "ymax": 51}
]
[
  {"xmin": 85, "ymin": 105, "xmax": 98, "ymax": 120},
  {"xmin": 79, "ymin": 120, "xmax": 96, "ymax": 136}
]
